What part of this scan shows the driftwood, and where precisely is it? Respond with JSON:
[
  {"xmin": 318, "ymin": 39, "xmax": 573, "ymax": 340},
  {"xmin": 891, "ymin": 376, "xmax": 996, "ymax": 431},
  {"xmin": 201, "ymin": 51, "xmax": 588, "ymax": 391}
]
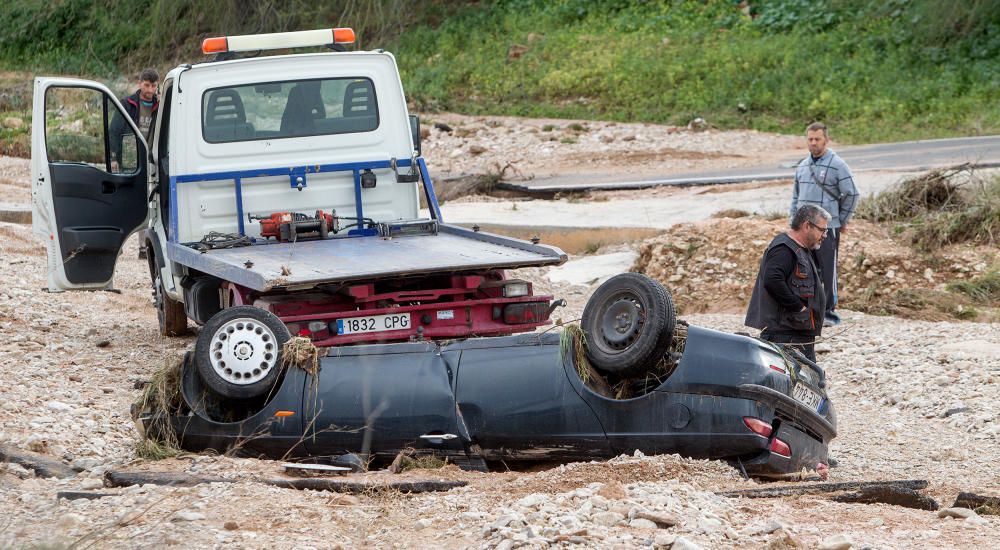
[
  {"xmin": 104, "ymin": 469, "xmax": 466, "ymax": 494},
  {"xmin": 0, "ymin": 444, "xmax": 78, "ymax": 479},
  {"xmin": 264, "ymin": 478, "xmax": 467, "ymax": 494},
  {"xmin": 832, "ymin": 486, "xmax": 939, "ymax": 510},
  {"xmin": 104, "ymin": 470, "xmax": 235, "ymax": 488},
  {"xmin": 952, "ymin": 492, "xmax": 1000, "ymax": 515},
  {"xmin": 717, "ymin": 479, "xmax": 937, "ymax": 510},
  {"xmin": 57, "ymin": 491, "xmax": 116, "ymax": 501}
]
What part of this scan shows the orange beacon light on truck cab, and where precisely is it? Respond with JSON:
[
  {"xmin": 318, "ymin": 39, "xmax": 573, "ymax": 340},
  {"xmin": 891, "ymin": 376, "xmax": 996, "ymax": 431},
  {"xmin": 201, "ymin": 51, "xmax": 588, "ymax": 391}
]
[{"xmin": 202, "ymin": 28, "xmax": 356, "ymax": 55}]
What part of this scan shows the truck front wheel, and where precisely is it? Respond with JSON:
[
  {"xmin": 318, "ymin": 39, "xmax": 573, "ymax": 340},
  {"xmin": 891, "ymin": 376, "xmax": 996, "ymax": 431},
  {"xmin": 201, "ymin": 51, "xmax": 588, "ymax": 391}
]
[
  {"xmin": 195, "ymin": 306, "xmax": 291, "ymax": 400},
  {"xmin": 148, "ymin": 247, "xmax": 187, "ymax": 336}
]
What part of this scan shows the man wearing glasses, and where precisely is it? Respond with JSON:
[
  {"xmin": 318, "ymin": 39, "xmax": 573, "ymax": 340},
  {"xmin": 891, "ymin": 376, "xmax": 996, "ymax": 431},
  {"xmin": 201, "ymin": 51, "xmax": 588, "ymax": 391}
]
[
  {"xmin": 745, "ymin": 205, "xmax": 832, "ymax": 363},
  {"xmin": 790, "ymin": 122, "xmax": 858, "ymax": 327}
]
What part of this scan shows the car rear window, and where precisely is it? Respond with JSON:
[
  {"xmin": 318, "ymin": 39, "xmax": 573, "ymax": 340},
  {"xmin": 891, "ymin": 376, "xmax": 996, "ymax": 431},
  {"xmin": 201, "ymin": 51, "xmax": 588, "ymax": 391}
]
[{"xmin": 201, "ymin": 77, "xmax": 378, "ymax": 143}]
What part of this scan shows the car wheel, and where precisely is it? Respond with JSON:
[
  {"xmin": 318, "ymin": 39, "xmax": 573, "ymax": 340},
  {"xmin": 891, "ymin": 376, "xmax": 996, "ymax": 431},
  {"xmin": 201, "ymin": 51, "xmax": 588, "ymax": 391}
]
[
  {"xmin": 148, "ymin": 250, "xmax": 187, "ymax": 336},
  {"xmin": 581, "ymin": 273, "xmax": 676, "ymax": 377},
  {"xmin": 194, "ymin": 306, "xmax": 290, "ymax": 400}
]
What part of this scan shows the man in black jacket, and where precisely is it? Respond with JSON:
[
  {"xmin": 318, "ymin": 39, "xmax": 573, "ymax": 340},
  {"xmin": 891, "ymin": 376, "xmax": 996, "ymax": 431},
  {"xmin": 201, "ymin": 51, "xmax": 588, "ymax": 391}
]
[
  {"xmin": 109, "ymin": 68, "xmax": 158, "ymax": 258},
  {"xmin": 110, "ymin": 67, "xmax": 159, "ymax": 173},
  {"xmin": 745, "ymin": 204, "xmax": 831, "ymax": 362}
]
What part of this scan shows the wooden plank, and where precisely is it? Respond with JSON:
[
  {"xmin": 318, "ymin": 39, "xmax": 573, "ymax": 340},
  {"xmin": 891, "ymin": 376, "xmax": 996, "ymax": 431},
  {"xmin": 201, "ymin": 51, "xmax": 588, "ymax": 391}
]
[
  {"xmin": 717, "ymin": 479, "xmax": 929, "ymax": 499},
  {"xmin": 0, "ymin": 444, "xmax": 78, "ymax": 479},
  {"xmin": 103, "ymin": 469, "xmax": 466, "ymax": 494}
]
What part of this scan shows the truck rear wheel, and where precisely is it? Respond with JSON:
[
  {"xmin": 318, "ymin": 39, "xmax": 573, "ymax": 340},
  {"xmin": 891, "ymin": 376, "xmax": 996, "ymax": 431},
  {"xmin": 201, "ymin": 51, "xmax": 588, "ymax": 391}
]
[
  {"xmin": 148, "ymin": 247, "xmax": 187, "ymax": 336},
  {"xmin": 195, "ymin": 306, "xmax": 290, "ymax": 400},
  {"xmin": 581, "ymin": 273, "xmax": 675, "ymax": 377}
]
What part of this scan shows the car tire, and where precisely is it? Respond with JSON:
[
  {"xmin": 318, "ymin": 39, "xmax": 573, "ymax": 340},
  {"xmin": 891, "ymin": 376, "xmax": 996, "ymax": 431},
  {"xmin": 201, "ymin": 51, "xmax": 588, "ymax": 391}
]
[
  {"xmin": 195, "ymin": 306, "xmax": 290, "ymax": 400},
  {"xmin": 148, "ymin": 250, "xmax": 187, "ymax": 337},
  {"xmin": 581, "ymin": 273, "xmax": 676, "ymax": 377}
]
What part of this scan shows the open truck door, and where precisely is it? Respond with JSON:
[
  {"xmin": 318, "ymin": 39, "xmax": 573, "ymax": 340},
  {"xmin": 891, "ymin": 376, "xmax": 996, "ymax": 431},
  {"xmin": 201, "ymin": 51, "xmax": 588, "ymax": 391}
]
[{"xmin": 31, "ymin": 78, "xmax": 150, "ymax": 291}]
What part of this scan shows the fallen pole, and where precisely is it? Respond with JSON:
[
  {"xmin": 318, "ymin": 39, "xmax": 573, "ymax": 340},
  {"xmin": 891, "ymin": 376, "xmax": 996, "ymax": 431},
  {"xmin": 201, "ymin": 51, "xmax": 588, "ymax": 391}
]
[
  {"xmin": 0, "ymin": 444, "xmax": 78, "ymax": 479},
  {"xmin": 104, "ymin": 469, "xmax": 467, "ymax": 494}
]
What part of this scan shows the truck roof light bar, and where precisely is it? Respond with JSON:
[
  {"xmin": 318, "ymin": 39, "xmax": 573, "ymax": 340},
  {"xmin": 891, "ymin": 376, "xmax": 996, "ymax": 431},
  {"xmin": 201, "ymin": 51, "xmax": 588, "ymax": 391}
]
[{"xmin": 201, "ymin": 28, "xmax": 356, "ymax": 55}]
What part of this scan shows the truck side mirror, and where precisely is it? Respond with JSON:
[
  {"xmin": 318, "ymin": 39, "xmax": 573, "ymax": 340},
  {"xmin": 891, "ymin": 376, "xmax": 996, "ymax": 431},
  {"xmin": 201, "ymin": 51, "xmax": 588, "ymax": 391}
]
[{"xmin": 409, "ymin": 115, "xmax": 421, "ymax": 156}]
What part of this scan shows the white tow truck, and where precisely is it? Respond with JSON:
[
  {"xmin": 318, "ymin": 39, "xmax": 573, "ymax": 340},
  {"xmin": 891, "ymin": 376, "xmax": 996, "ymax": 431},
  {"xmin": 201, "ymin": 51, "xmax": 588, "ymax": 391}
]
[{"xmin": 32, "ymin": 28, "xmax": 565, "ymax": 399}]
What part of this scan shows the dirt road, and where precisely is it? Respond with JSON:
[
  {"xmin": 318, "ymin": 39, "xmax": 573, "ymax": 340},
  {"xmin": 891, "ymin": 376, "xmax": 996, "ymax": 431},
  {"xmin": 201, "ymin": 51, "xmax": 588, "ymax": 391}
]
[{"xmin": 1, "ymin": 117, "xmax": 998, "ymax": 548}]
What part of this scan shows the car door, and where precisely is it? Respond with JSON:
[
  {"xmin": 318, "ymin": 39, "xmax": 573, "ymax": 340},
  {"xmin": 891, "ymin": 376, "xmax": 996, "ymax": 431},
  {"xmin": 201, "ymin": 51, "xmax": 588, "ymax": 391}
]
[
  {"xmin": 454, "ymin": 335, "xmax": 610, "ymax": 461},
  {"xmin": 31, "ymin": 77, "xmax": 149, "ymax": 291},
  {"xmin": 302, "ymin": 343, "xmax": 462, "ymax": 461}
]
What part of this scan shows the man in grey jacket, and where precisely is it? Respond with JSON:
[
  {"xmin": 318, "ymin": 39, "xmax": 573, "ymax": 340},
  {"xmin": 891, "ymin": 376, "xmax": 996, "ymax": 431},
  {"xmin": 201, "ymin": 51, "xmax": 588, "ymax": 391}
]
[{"xmin": 790, "ymin": 122, "xmax": 859, "ymax": 327}]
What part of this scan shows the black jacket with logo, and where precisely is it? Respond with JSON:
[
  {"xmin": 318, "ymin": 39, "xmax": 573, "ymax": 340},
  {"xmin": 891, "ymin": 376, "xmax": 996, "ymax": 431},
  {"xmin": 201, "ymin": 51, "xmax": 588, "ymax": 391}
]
[{"xmin": 745, "ymin": 233, "xmax": 826, "ymax": 336}]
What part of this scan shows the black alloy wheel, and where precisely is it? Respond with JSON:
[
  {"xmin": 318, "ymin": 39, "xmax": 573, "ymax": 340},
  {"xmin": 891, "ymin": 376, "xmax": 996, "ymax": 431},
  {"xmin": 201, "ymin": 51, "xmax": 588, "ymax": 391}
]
[{"xmin": 581, "ymin": 273, "xmax": 676, "ymax": 377}]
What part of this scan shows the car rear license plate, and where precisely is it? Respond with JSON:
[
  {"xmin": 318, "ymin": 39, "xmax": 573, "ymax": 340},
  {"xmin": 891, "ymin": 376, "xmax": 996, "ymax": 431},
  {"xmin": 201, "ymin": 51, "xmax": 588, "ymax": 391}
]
[
  {"xmin": 336, "ymin": 313, "xmax": 410, "ymax": 335},
  {"xmin": 792, "ymin": 384, "xmax": 822, "ymax": 410}
]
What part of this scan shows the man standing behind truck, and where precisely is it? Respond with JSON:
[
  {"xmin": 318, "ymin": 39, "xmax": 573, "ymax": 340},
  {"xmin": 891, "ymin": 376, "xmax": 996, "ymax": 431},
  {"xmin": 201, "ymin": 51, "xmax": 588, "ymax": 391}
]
[
  {"xmin": 110, "ymin": 68, "xmax": 158, "ymax": 258},
  {"xmin": 790, "ymin": 122, "xmax": 858, "ymax": 327},
  {"xmin": 111, "ymin": 68, "xmax": 159, "ymax": 172}
]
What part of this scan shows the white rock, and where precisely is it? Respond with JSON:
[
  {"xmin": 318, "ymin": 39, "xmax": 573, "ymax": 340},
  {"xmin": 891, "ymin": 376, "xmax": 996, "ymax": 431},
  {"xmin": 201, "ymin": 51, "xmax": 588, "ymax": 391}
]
[
  {"xmin": 415, "ymin": 518, "xmax": 433, "ymax": 529},
  {"xmin": 516, "ymin": 494, "xmax": 546, "ymax": 508},
  {"xmin": 672, "ymin": 536, "xmax": 703, "ymax": 550},
  {"xmin": 80, "ymin": 478, "xmax": 104, "ymax": 490},
  {"xmin": 654, "ymin": 533, "xmax": 677, "ymax": 547},
  {"xmin": 818, "ymin": 533, "xmax": 853, "ymax": 550},
  {"xmin": 173, "ymin": 511, "xmax": 206, "ymax": 522},
  {"xmin": 593, "ymin": 511, "xmax": 625, "ymax": 527},
  {"xmin": 938, "ymin": 507, "xmax": 976, "ymax": 519},
  {"xmin": 629, "ymin": 518, "xmax": 658, "ymax": 529}
]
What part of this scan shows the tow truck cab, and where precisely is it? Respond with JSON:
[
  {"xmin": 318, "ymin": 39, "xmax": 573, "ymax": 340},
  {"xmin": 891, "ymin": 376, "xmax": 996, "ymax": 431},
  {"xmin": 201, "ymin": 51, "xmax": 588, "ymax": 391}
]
[{"xmin": 32, "ymin": 29, "xmax": 566, "ymax": 349}]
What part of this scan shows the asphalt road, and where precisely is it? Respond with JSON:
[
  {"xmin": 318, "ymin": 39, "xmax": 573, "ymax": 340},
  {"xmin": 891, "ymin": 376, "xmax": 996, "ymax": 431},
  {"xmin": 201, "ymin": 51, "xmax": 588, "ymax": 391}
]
[{"xmin": 499, "ymin": 135, "xmax": 1000, "ymax": 193}]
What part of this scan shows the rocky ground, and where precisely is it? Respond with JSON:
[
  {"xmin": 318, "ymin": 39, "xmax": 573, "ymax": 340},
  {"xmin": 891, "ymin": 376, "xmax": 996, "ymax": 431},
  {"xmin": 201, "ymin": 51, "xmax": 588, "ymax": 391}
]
[{"xmin": 2, "ymin": 116, "xmax": 999, "ymax": 549}]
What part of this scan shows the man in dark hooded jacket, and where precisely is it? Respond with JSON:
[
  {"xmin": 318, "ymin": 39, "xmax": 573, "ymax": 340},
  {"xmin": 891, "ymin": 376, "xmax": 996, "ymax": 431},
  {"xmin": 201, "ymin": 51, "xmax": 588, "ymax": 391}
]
[
  {"xmin": 109, "ymin": 68, "xmax": 158, "ymax": 258},
  {"xmin": 110, "ymin": 67, "xmax": 159, "ymax": 173},
  {"xmin": 745, "ymin": 204, "xmax": 831, "ymax": 362}
]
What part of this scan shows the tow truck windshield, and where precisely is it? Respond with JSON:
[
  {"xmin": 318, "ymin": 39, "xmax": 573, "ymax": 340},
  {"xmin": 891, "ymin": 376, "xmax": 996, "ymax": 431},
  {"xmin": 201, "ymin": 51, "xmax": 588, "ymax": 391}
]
[{"xmin": 201, "ymin": 77, "xmax": 379, "ymax": 143}]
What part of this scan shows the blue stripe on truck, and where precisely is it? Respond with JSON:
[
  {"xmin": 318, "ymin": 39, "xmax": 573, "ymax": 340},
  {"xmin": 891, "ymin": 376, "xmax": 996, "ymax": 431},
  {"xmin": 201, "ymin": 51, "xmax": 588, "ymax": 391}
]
[{"xmin": 168, "ymin": 158, "xmax": 429, "ymax": 243}]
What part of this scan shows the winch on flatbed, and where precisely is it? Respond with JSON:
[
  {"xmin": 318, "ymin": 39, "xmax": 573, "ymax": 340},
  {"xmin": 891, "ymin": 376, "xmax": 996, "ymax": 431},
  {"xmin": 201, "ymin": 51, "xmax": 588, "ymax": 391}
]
[{"xmin": 250, "ymin": 210, "xmax": 340, "ymax": 242}]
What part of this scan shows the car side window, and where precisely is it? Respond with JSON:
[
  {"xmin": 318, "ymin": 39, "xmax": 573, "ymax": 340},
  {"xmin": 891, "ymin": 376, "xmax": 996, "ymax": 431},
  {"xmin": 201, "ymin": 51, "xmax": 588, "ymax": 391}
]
[{"xmin": 44, "ymin": 87, "xmax": 139, "ymax": 174}]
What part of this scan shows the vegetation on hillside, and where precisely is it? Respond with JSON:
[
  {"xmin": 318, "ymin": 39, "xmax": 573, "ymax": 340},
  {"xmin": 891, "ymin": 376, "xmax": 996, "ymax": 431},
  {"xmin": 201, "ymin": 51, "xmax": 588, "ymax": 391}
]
[{"xmin": 1, "ymin": 0, "xmax": 999, "ymax": 142}]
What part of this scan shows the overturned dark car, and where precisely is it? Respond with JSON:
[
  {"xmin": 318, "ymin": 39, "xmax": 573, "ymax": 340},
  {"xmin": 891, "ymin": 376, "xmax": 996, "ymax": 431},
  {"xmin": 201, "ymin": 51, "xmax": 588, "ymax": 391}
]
[{"xmin": 139, "ymin": 274, "xmax": 836, "ymax": 478}]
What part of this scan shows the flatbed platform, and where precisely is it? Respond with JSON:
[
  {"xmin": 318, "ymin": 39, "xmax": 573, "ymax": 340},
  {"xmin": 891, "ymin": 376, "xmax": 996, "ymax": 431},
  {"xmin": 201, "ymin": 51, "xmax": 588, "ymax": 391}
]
[{"xmin": 166, "ymin": 224, "xmax": 566, "ymax": 292}]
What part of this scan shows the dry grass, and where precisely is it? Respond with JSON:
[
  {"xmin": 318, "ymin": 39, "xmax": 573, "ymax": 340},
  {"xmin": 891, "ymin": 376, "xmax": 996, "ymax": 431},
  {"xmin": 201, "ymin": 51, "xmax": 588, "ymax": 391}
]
[
  {"xmin": 132, "ymin": 356, "xmax": 185, "ymax": 460},
  {"xmin": 849, "ymin": 285, "xmax": 993, "ymax": 322},
  {"xmin": 559, "ymin": 324, "xmax": 592, "ymax": 384},
  {"xmin": 857, "ymin": 166, "xmax": 1000, "ymax": 251},
  {"xmin": 559, "ymin": 322, "xmax": 688, "ymax": 400},
  {"xmin": 466, "ymin": 224, "xmax": 662, "ymax": 255},
  {"xmin": 388, "ymin": 447, "xmax": 448, "ymax": 473},
  {"xmin": 711, "ymin": 208, "xmax": 751, "ymax": 219},
  {"xmin": 946, "ymin": 268, "xmax": 1000, "ymax": 304}
]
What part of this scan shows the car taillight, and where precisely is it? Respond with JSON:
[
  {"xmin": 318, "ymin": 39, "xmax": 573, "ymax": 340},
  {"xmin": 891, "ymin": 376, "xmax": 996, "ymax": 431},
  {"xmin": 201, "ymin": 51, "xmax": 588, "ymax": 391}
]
[
  {"xmin": 503, "ymin": 302, "xmax": 549, "ymax": 324},
  {"xmin": 770, "ymin": 438, "xmax": 791, "ymax": 458},
  {"xmin": 742, "ymin": 417, "xmax": 773, "ymax": 438},
  {"xmin": 768, "ymin": 364, "xmax": 788, "ymax": 375}
]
